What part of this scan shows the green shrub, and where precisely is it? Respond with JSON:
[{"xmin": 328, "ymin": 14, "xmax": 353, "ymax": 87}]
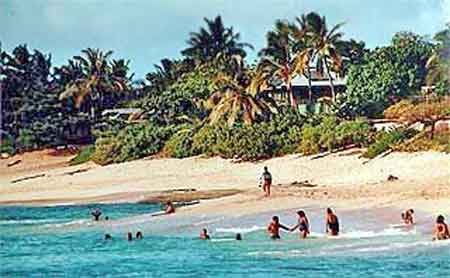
[
  {"xmin": 70, "ymin": 145, "xmax": 95, "ymax": 166},
  {"xmin": 0, "ymin": 135, "xmax": 15, "ymax": 155},
  {"xmin": 363, "ymin": 128, "xmax": 417, "ymax": 158},
  {"xmin": 191, "ymin": 111, "xmax": 306, "ymax": 161},
  {"xmin": 17, "ymin": 129, "xmax": 36, "ymax": 151},
  {"xmin": 299, "ymin": 116, "xmax": 372, "ymax": 155},
  {"xmin": 92, "ymin": 122, "xmax": 178, "ymax": 165},
  {"xmin": 162, "ymin": 125, "xmax": 200, "ymax": 158}
]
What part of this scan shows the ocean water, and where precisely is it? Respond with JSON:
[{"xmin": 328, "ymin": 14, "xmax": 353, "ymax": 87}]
[{"xmin": 1, "ymin": 204, "xmax": 450, "ymax": 277}]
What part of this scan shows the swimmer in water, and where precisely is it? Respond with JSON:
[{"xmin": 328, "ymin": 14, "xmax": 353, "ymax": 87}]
[
  {"xmin": 326, "ymin": 208, "xmax": 339, "ymax": 236},
  {"xmin": 127, "ymin": 232, "xmax": 133, "ymax": 241},
  {"xmin": 433, "ymin": 215, "xmax": 450, "ymax": 241},
  {"xmin": 235, "ymin": 233, "xmax": 242, "ymax": 241},
  {"xmin": 91, "ymin": 208, "xmax": 102, "ymax": 221},
  {"xmin": 290, "ymin": 210, "xmax": 310, "ymax": 239},
  {"xmin": 165, "ymin": 201, "xmax": 175, "ymax": 214},
  {"xmin": 401, "ymin": 209, "xmax": 414, "ymax": 225},
  {"xmin": 136, "ymin": 231, "xmax": 143, "ymax": 239},
  {"xmin": 267, "ymin": 216, "xmax": 289, "ymax": 239},
  {"xmin": 104, "ymin": 234, "xmax": 112, "ymax": 240},
  {"xmin": 200, "ymin": 228, "xmax": 210, "ymax": 240}
]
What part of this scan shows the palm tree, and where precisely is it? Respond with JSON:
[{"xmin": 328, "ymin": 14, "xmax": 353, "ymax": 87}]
[
  {"xmin": 258, "ymin": 20, "xmax": 298, "ymax": 108},
  {"xmin": 181, "ymin": 15, "xmax": 252, "ymax": 65},
  {"xmin": 208, "ymin": 56, "xmax": 277, "ymax": 126},
  {"xmin": 306, "ymin": 12, "xmax": 345, "ymax": 102},
  {"xmin": 59, "ymin": 48, "xmax": 131, "ymax": 119}
]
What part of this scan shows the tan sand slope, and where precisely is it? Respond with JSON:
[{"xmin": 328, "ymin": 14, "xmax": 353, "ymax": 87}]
[{"xmin": 0, "ymin": 149, "xmax": 449, "ymax": 206}]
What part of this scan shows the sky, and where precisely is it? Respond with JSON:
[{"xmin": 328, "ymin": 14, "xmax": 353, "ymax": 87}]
[{"xmin": 0, "ymin": 0, "xmax": 449, "ymax": 78}]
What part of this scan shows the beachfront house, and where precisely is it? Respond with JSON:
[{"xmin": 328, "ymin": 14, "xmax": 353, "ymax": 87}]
[{"xmin": 268, "ymin": 67, "xmax": 347, "ymax": 113}]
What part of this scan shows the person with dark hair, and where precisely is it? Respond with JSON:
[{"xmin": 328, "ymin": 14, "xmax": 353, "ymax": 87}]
[
  {"xmin": 402, "ymin": 209, "xmax": 414, "ymax": 225},
  {"xmin": 260, "ymin": 166, "xmax": 272, "ymax": 197},
  {"xmin": 91, "ymin": 208, "xmax": 102, "ymax": 221},
  {"xmin": 136, "ymin": 231, "xmax": 143, "ymax": 239},
  {"xmin": 165, "ymin": 201, "xmax": 175, "ymax": 214},
  {"xmin": 200, "ymin": 228, "xmax": 210, "ymax": 240},
  {"xmin": 267, "ymin": 216, "xmax": 289, "ymax": 239},
  {"xmin": 326, "ymin": 208, "xmax": 339, "ymax": 236},
  {"xmin": 104, "ymin": 234, "xmax": 112, "ymax": 240},
  {"xmin": 127, "ymin": 232, "xmax": 133, "ymax": 241},
  {"xmin": 235, "ymin": 233, "xmax": 242, "ymax": 241},
  {"xmin": 290, "ymin": 210, "xmax": 310, "ymax": 239},
  {"xmin": 433, "ymin": 215, "xmax": 450, "ymax": 240}
]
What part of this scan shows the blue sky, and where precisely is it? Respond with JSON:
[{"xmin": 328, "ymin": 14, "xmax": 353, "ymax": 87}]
[{"xmin": 1, "ymin": 0, "xmax": 449, "ymax": 78}]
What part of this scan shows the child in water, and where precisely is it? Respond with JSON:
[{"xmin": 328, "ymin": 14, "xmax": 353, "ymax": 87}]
[
  {"xmin": 401, "ymin": 209, "xmax": 414, "ymax": 225},
  {"xmin": 267, "ymin": 216, "xmax": 289, "ymax": 239},
  {"xmin": 326, "ymin": 208, "xmax": 339, "ymax": 236}
]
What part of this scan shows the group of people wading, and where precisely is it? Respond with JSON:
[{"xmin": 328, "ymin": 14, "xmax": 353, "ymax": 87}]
[{"xmin": 267, "ymin": 208, "xmax": 339, "ymax": 239}]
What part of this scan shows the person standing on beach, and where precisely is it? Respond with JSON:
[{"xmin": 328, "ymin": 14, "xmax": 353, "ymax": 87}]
[
  {"xmin": 267, "ymin": 216, "xmax": 289, "ymax": 239},
  {"xmin": 260, "ymin": 166, "xmax": 272, "ymax": 197},
  {"xmin": 325, "ymin": 208, "xmax": 339, "ymax": 236},
  {"xmin": 290, "ymin": 210, "xmax": 310, "ymax": 239}
]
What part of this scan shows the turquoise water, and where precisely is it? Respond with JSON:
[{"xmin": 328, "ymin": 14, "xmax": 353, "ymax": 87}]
[{"xmin": 1, "ymin": 204, "xmax": 450, "ymax": 277}]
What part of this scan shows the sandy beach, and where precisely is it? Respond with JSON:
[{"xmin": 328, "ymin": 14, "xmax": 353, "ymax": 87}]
[{"xmin": 1, "ymin": 149, "xmax": 450, "ymax": 218}]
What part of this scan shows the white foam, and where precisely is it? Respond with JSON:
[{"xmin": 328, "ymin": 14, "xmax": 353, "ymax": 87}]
[
  {"xmin": 0, "ymin": 219, "xmax": 67, "ymax": 225},
  {"xmin": 337, "ymin": 227, "xmax": 416, "ymax": 239},
  {"xmin": 216, "ymin": 225, "xmax": 264, "ymax": 234}
]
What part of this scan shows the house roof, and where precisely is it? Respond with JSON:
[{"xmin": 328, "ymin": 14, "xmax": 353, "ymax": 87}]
[{"xmin": 289, "ymin": 75, "xmax": 347, "ymax": 87}]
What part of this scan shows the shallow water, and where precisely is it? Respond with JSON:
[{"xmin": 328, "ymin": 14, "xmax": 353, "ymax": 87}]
[{"xmin": 1, "ymin": 204, "xmax": 450, "ymax": 277}]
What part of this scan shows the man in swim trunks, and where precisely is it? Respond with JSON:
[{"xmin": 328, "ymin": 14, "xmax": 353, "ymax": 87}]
[
  {"xmin": 326, "ymin": 208, "xmax": 339, "ymax": 236},
  {"xmin": 433, "ymin": 215, "xmax": 450, "ymax": 241},
  {"xmin": 261, "ymin": 166, "xmax": 272, "ymax": 197},
  {"xmin": 200, "ymin": 228, "xmax": 210, "ymax": 240},
  {"xmin": 290, "ymin": 210, "xmax": 310, "ymax": 239},
  {"xmin": 402, "ymin": 209, "xmax": 414, "ymax": 225},
  {"xmin": 267, "ymin": 216, "xmax": 289, "ymax": 239}
]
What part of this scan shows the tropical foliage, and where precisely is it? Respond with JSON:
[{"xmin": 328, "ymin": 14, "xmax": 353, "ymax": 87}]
[{"xmin": 1, "ymin": 14, "xmax": 449, "ymax": 163}]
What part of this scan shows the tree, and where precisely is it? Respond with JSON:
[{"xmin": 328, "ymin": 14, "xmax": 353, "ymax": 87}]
[
  {"xmin": 145, "ymin": 58, "xmax": 194, "ymax": 94},
  {"xmin": 59, "ymin": 48, "xmax": 132, "ymax": 120},
  {"xmin": 258, "ymin": 20, "xmax": 299, "ymax": 108},
  {"xmin": 426, "ymin": 24, "xmax": 450, "ymax": 95},
  {"xmin": 181, "ymin": 15, "xmax": 252, "ymax": 65},
  {"xmin": 208, "ymin": 56, "xmax": 277, "ymax": 126},
  {"xmin": 340, "ymin": 32, "xmax": 434, "ymax": 118},
  {"xmin": 306, "ymin": 12, "xmax": 345, "ymax": 102}
]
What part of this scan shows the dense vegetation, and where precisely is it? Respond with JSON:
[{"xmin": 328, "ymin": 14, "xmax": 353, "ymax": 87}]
[{"xmin": 1, "ymin": 15, "xmax": 449, "ymax": 163}]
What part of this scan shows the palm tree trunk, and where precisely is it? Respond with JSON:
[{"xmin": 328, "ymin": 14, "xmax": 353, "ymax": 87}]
[
  {"xmin": 287, "ymin": 83, "xmax": 297, "ymax": 110},
  {"xmin": 324, "ymin": 62, "xmax": 336, "ymax": 102},
  {"xmin": 307, "ymin": 64, "xmax": 313, "ymax": 103}
]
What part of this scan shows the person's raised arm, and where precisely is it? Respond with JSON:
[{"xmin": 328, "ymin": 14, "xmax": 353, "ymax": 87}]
[{"xmin": 290, "ymin": 223, "xmax": 299, "ymax": 232}]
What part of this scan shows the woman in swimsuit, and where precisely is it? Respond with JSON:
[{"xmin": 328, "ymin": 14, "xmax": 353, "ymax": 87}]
[
  {"xmin": 267, "ymin": 216, "xmax": 289, "ymax": 239},
  {"xmin": 433, "ymin": 215, "xmax": 450, "ymax": 240},
  {"xmin": 326, "ymin": 208, "xmax": 339, "ymax": 236},
  {"xmin": 290, "ymin": 210, "xmax": 310, "ymax": 239},
  {"xmin": 402, "ymin": 209, "xmax": 414, "ymax": 225}
]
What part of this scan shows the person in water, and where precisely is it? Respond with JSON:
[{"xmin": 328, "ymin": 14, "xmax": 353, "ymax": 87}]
[
  {"xmin": 401, "ymin": 209, "xmax": 414, "ymax": 225},
  {"xmin": 267, "ymin": 216, "xmax": 289, "ymax": 239},
  {"xmin": 91, "ymin": 208, "xmax": 102, "ymax": 221},
  {"xmin": 136, "ymin": 231, "xmax": 143, "ymax": 239},
  {"xmin": 127, "ymin": 232, "xmax": 133, "ymax": 241},
  {"xmin": 260, "ymin": 166, "xmax": 272, "ymax": 197},
  {"xmin": 200, "ymin": 228, "xmax": 210, "ymax": 240},
  {"xmin": 104, "ymin": 234, "xmax": 112, "ymax": 240},
  {"xmin": 235, "ymin": 233, "xmax": 242, "ymax": 241},
  {"xmin": 290, "ymin": 210, "xmax": 310, "ymax": 239},
  {"xmin": 326, "ymin": 208, "xmax": 339, "ymax": 236},
  {"xmin": 165, "ymin": 201, "xmax": 175, "ymax": 214},
  {"xmin": 433, "ymin": 215, "xmax": 450, "ymax": 241}
]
